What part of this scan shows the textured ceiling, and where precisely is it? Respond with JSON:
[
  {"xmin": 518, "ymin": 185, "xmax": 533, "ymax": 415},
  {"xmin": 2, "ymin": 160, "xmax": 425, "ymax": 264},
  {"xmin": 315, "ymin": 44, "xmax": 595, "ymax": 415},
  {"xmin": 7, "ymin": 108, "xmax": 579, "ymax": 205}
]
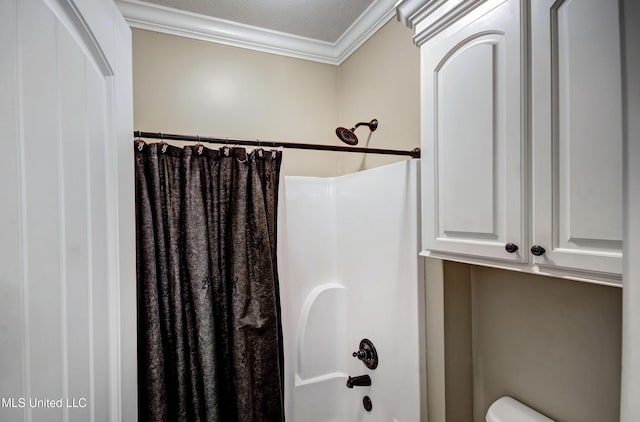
[{"xmin": 138, "ymin": 0, "xmax": 376, "ymax": 43}]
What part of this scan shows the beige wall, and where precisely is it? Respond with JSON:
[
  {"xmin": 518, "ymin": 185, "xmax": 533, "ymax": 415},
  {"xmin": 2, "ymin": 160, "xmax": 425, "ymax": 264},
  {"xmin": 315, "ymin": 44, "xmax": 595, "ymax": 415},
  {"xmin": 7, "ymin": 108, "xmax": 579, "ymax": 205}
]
[
  {"xmin": 132, "ymin": 29, "xmax": 341, "ymax": 176},
  {"xmin": 424, "ymin": 258, "xmax": 447, "ymax": 422},
  {"xmin": 439, "ymin": 262, "xmax": 622, "ymax": 422},
  {"xmin": 132, "ymin": 19, "xmax": 420, "ymax": 177},
  {"xmin": 443, "ymin": 262, "xmax": 474, "ymax": 422},
  {"xmin": 337, "ymin": 20, "xmax": 420, "ymax": 174},
  {"xmin": 472, "ymin": 267, "xmax": 622, "ymax": 422}
]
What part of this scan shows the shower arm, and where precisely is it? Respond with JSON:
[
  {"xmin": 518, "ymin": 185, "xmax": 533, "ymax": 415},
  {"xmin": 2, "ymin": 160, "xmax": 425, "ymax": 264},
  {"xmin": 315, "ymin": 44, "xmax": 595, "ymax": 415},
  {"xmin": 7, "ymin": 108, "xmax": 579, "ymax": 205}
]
[{"xmin": 353, "ymin": 119, "xmax": 378, "ymax": 132}]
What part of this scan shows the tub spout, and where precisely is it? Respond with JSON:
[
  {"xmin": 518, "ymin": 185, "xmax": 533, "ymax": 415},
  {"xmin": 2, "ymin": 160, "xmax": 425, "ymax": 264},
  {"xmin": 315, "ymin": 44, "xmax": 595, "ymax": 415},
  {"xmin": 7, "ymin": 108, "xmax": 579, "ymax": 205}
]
[{"xmin": 346, "ymin": 375, "xmax": 371, "ymax": 388}]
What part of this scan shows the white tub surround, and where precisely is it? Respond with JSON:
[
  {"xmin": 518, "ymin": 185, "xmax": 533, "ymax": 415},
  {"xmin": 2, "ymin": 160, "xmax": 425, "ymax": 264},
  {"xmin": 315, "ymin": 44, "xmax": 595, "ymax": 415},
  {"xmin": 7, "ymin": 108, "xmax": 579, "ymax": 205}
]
[{"xmin": 278, "ymin": 161, "xmax": 424, "ymax": 422}]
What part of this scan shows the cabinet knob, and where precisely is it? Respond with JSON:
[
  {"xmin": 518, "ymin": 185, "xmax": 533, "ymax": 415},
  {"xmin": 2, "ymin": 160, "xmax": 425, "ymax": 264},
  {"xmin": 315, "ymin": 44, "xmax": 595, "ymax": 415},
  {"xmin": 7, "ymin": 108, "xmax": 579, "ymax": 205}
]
[
  {"xmin": 531, "ymin": 245, "xmax": 546, "ymax": 256},
  {"xmin": 505, "ymin": 243, "xmax": 518, "ymax": 253}
]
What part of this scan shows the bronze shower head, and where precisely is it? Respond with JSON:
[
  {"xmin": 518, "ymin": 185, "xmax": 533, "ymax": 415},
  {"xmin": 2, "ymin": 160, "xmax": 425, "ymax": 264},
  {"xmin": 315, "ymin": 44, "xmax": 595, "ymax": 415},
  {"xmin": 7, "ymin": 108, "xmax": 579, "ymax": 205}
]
[{"xmin": 335, "ymin": 119, "xmax": 378, "ymax": 145}]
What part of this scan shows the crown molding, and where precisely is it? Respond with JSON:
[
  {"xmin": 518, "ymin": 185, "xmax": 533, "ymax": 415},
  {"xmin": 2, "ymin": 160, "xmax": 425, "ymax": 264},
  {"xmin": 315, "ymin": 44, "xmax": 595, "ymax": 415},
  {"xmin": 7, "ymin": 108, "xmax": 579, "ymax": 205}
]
[
  {"xmin": 396, "ymin": 0, "xmax": 437, "ymax": 28},
  {"xmin": 115, "ymin": 0, "xmax": 397, "ymax": 65},
  {"xmin": 334, "ymin": 1, "xmax": 397, "ymax": 63},
  {"xmin": 396, "ymin": 0, "xmax": 489, "ymax": 46},
  {"xmin": 412, "ymin": 0, "xmax": 487, "ymax": 45}
]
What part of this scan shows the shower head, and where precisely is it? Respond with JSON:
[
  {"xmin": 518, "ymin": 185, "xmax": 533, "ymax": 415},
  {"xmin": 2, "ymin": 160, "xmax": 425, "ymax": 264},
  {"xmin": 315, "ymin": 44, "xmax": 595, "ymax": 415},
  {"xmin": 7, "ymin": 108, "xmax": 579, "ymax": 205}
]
[
  {"xmin": 335, "ymin": 119, "xmax": 378, "ymax": 145},
  {"xmin": 335, "ymin": 127, "xmax": 359, "ymax": 145}
]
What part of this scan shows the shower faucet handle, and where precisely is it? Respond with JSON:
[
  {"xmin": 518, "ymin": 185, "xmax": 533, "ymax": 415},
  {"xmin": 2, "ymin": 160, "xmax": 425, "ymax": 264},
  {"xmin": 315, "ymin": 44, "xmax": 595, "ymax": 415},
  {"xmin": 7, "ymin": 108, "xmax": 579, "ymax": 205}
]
[
  {"xmin": 352, "ymin": 339, "xmax": 379, "ymax": 370},
  {"xmin": 353, "ymin": 349, "xmax": 371, "ymax": 360}
]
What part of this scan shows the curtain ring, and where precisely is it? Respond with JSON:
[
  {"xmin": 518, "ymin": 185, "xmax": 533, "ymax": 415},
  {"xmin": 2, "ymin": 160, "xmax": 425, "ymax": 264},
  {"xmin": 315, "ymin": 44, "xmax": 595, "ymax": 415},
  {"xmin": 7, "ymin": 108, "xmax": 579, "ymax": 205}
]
[
  {"xmin": 257, "ymin": 139, "xmax": 262, "ymax": 158},
  {"xmin": 271, "ymin": 149, "xmax": 277, "ymax": 159},
  {"xmin": 137, "ymin": 140, "xmax": 145, "ymax": 151},
  {"xmin": 161, "ymin": 143, "xmax": 168, "ymax": 154},
  {"xmin": 223, "ymin": 146, "xmax": 230, "ymax": 157},
  {"xmin": 197, "ymin": 144, "xmax": 204, "ymax": 155}
]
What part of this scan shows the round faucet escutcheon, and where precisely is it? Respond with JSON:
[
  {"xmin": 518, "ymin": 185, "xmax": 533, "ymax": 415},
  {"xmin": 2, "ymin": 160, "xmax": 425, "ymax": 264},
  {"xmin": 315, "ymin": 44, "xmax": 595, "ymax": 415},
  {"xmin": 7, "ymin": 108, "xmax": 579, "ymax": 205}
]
[{"xmin": 352, "ymin": 338, "xmax": 378, "ymax": 370}]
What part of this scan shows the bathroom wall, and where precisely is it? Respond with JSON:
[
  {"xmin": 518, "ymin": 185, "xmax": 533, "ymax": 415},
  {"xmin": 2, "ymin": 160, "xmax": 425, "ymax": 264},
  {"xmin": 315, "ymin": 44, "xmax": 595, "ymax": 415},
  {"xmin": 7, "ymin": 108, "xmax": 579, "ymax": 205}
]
[
  {"xmin": 423, "ymin": 258, "xmax": 447, "ymax": 422},
  {"xmin": 131, "ymin": 19, "xmax": 420, "ymax": 177},
  {"xmin": 132, "ymin": 29, "xmax": 341, "ymax": 176},
  {"xmin": 337, "ymin": 20, "xmax": 420, "ymax": 174},
  {"xmin": 441, "ymin": 262, "xmax": 622, "ymax": 422},
  {"xmin": 443, "ymin": 263, "xmax": 473, "ymax": 422}
]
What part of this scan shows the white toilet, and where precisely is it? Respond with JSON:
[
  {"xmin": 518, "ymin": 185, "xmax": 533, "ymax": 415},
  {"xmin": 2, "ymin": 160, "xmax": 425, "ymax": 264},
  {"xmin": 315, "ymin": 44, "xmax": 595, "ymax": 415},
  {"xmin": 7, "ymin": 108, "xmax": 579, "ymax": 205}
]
[{"xmin": 486, "ymin": 396, "xmax": 555, "ymax": 422}]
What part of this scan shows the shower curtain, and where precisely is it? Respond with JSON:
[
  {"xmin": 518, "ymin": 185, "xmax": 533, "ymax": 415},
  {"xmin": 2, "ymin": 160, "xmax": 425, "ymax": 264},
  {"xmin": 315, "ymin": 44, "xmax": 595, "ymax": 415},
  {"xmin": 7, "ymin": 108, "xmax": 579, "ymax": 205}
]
[{"xmin": 135, "ymin": 142, "xmax": 285, "ymax": 422}]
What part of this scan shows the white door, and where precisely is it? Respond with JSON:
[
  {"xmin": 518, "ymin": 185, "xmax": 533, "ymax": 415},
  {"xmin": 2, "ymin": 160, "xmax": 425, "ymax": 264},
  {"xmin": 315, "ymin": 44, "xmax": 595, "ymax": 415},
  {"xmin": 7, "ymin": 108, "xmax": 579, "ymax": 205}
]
[
  {"xmin": 420, "ymin": 0, "xmax": 527, "ymax": 263},
  {"xmin": 531, "ymin": 0, "xmax": 623, "ymax": 277},
  {"xmin": 0, "ymin": 0, "xmax": 135, "ymax": 421}
]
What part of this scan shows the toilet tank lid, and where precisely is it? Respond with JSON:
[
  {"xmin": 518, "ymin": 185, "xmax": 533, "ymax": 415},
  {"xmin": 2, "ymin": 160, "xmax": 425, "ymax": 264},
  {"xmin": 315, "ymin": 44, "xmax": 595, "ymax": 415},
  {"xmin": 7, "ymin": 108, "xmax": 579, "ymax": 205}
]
[{"xmin": 486, "ymin": 397, "xmax": 555, "ymax": 422}]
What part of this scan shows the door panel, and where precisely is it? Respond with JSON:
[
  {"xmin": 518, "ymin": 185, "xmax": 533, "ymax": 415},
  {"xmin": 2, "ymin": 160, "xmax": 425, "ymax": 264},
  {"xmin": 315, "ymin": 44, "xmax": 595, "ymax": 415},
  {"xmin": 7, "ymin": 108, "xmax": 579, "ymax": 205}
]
[
  {"xmin": 0, "ymin": 0, "xmax": 134, "ymax": 420},
  {"xmin": 532, "ymin": 0, "xmax": 623, "ymax": 276},
  {"xmin": 421, "ymin": 0, "xmax": 526, "ymax": 262},
  {"xmin": 20, "ymin": 4, "xmax": 65, "ymax": 419},
  {"xmin": 59, "ymin": 35, "xmax": 92, "ymax": 421},
  {"xmin": 438, "ymin": 37, "xmax": 499, "ymax": 237},
  {"xmin": 0, "ymin": 2, "xmax": 24, "ymax": 420}
]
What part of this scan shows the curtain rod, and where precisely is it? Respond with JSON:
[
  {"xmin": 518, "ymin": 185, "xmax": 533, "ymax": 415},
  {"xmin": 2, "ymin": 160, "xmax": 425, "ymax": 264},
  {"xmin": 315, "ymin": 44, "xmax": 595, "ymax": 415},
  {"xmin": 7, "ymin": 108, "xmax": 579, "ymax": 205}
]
[{"xmin": 134, "ymin": 131, "xmax": 421, "ymax": 158}]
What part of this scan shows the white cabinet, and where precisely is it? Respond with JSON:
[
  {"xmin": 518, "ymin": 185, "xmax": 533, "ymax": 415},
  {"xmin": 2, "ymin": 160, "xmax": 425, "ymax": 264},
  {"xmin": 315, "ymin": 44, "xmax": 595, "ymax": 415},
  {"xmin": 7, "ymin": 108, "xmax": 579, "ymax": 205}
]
[
  {"xmin": 531, "ymin": 0, "xmax": 623, "ymax": 277},
  {"xmin": 420, "ymin": 0, "xmax": 526, "ymax": 263},
  {"xmin": 399, "ymin": 0, "xmax": 624, "ymax": 284}
]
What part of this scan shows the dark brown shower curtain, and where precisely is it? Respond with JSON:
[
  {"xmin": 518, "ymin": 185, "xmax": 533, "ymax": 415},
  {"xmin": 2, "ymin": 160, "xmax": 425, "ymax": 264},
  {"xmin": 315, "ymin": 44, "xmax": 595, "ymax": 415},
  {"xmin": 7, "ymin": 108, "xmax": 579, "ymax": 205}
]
[{"xmin": 135, "ymin": 142, "xmax": 285, "ymax": 422}]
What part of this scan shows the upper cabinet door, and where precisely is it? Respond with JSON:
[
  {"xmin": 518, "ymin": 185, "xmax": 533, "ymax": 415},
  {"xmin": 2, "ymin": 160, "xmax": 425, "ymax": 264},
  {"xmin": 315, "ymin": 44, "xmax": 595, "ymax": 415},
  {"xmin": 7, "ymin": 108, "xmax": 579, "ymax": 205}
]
[
  {"xmin": 531, "ymin": 0, "xmax": 623, "ymax": 276},
  {"xmin": 420, "ymin": 0, "xmax": 526, "ymax": 262}
]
